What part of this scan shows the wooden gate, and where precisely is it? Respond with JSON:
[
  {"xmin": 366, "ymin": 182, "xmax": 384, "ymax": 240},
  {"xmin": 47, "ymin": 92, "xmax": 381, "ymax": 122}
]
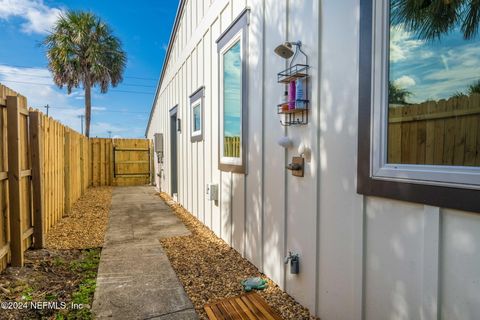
[
  {"xmin": 91, "ymin": 138, "xmax": 153, "ymax": 187},
  {"xmin": 113, "ymin": 139, "xmax": 152, "ymax": 186}
]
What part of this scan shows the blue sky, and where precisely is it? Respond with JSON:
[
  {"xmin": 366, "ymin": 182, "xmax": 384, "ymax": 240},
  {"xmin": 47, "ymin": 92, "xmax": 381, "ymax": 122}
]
[
  {"xmin": 389, "ymin": 22, "xmax": 480, "ymax": 104},
  {"xmin": 0, "ymin": 0, "xmax": 179, "ymax": 138},
  {"xmin": 223, "ymin": 40, "xmax": 241, "ymax": 137}
]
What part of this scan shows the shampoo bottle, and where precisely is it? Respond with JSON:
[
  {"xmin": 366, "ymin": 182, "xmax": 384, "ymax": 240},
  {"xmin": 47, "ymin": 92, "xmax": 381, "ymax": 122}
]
[
  {"xmin": 288, "ymin": 81, "xmax": 296, "ymax": 110},
  {"xmin": 295, "ymin": 79, "xmax": 304, "ymax": 109}
]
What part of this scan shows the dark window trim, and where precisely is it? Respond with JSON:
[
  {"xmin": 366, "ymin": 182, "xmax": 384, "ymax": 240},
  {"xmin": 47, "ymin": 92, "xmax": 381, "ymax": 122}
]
[
  {"xmin": 189, "ymin": 86, "xmax": 204, "ymax": 142},
  {"xmin": 216, "ymin": 8, "xmax": 250, "ymax": 48},
  {"xmin": 216, "ymin": 9, "xmax": 249, "ymax": 174},
  {"xmin": 169, "ymin": 105, "xmax": 178, "ymax": 116},
  {"xmin": 357, "ymin": 0, "xmax": 480, "ymax": 213}
]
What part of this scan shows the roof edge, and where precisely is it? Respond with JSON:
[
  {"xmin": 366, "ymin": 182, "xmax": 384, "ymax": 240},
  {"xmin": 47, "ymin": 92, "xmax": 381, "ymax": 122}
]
[{"xmin": 145, "ymin": 0, "xmax": 186, "ymax": 137}]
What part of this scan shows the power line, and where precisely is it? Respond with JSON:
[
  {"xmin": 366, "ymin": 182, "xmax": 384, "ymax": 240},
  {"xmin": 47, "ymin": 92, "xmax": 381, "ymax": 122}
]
[
  {"xmin": 47, "ymin": 106, "xmax": 149, "ymax": 114},
  {"xmin": 0, "ymin": 80, "xmax": 153, "ymax": 95},
  {"xmin": 0, "ymin": 71, "xmax": 156, "ymax": 87},
  {"xmin": 0, "ymin": 64, "xmax": 158, "ymax": 81}
]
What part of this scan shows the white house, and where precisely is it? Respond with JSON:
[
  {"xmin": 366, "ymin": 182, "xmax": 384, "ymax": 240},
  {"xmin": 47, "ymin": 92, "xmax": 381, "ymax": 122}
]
[{"xmin": 146, "ymin": 1, "xmax": 480, "ymax": 319}]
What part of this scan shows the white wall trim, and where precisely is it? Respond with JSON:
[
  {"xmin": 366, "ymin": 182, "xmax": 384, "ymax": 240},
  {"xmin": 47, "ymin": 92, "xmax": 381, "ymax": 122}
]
[{"xmin": 421, "ymin": 205, "xmax": 441, "ymax": 320}]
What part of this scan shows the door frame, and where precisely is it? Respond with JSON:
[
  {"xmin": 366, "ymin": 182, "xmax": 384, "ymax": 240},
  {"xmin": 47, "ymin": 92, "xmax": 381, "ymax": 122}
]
[{"xmin": 169, "ymin": 106, "xmax": 178, "ymax": 196}]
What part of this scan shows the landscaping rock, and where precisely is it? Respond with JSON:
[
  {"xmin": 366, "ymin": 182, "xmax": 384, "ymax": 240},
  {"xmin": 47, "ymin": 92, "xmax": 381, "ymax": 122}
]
[
  {"xmin": 45, "ymin": 187, "xmax": 112, "ymax": 249},
  {"xmin": 159, "ymin": 193, "xmax": 317, "ymax": 320}
]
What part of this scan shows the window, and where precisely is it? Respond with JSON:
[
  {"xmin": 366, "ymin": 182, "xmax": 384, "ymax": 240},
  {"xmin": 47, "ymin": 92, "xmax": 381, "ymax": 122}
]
[
  {"xmin": 222, "ymin": 40, "xmax": 242, "ymax": 159},
  {"xmin": 193, "ymin": 103, "xmax": 201, "ymax": 133},
  {"xmin": 217, "ymin": 9, "xmax": 249, "ymax": 173},
  {"xmin": 189, "ymin": 86, "xmax": 204, "ymax": 142},
  {"xmin": 358, "ymin": 0, "xmax": 480, "ymax": 212}
]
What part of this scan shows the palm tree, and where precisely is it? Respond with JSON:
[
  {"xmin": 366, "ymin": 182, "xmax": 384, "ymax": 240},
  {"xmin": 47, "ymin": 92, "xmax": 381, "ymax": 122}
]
[
  {"xmin": 450, "ymin": 79, "xmax": 480, "ymax": 98},
  {"xmin": 467, "ymin": 80, "xmax": 480, "ymax": 95},
  {"xmin": 391, "ymin": 0, "xmax": 480, "ymax": 40},
  {"xmin": 389, "ymin": 81, "xmax": 412, "ymax": 104},
  {"xmin": 44, "ymin": 11, "xmax": 126, "ymax": 137}
]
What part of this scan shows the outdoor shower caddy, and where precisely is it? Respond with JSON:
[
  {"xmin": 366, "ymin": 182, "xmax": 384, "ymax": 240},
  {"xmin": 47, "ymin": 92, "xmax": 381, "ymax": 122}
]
[{"xmin": 276, "ymin": 41, "xmax": 310, "ymax": 126}]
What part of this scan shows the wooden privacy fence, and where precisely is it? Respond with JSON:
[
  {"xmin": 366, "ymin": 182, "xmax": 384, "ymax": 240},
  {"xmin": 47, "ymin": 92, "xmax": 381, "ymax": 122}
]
[
  {"xmin": 30, "ymin": 111, "xmax": 91, "ymax": 237},
  {"xmin": 0, "ymin": 87, "xmax": 33, "ymax": 270},
  {"xmin": 0, "ymin": 84, "xmax": 153, "ymax": 271},
  {"xmin": 224, "ymin": 136, "xmax": 241, "ymax": 158},
  {"xmin": 91, "ymin": 138, "xmax": 153, "ymax": 187},
  {"xmin": 388, "ymin": 94, "xmax": 480, "ymax": 166}
]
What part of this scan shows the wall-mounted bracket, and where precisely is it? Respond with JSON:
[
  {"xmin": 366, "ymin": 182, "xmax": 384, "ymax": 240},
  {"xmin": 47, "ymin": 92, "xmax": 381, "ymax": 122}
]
[
  {"xmin": 284, "ymin": 251, "xmax": 300, "ymax": 274},
  {"xmin": 286, "ymin": 156, "xmax": 304, "ymax": 177}
]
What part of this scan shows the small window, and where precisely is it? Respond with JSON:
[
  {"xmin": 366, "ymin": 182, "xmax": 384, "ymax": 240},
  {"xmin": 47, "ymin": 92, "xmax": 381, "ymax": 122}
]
[
  {"xmin": 189, "ymin": 87, "xmax": 204, "ymax": 142},
  {"xmin": 358, "ymin": 0, "xmax": 480, "ymax": 212},
  {"xmin": 193, "ymin": 103, "xmax": 201, "ymax": 133},
  {"xmin": 217, "ymin": 9, "xmax": 249, "ymax": 173},
  {"xmin": 222, "ymin": 40, "xmax": 242, "ymax": 160}
]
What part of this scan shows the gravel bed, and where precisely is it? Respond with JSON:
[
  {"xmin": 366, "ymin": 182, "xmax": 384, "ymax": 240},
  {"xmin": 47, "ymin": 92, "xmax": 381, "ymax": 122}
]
[
  {"xmin": 159, "ymin": 192, "xmax": 317, "ymax": 320},
  {"xmin": 45, "ymin": 187, "xmax": 112, "ymax": 249}
]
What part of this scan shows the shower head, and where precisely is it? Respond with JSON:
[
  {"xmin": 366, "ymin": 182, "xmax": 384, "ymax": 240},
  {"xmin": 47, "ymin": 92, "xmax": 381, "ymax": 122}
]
[{"xmin": 274, "ymin": 42, "xmax": 294, "ymax": 59}]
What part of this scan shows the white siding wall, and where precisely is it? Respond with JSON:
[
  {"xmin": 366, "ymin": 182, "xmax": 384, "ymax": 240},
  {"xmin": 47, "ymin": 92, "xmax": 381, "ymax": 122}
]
[{"xmin": 147, "ymin": 0, "xmax": 480, "ymax": 319}]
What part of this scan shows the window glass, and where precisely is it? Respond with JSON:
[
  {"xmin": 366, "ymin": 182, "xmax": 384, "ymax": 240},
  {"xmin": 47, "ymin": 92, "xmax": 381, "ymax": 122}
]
[
  {"xmin": 222, "ymin": 40, "xmax": 242, "ymax": 158},
  {"xmin": 193, "ymin": 103, "xmax": 201, "ymax": 133},
  {"xmin": 388, "ymin": 1, "xmax": 480, "ymax": 167}
]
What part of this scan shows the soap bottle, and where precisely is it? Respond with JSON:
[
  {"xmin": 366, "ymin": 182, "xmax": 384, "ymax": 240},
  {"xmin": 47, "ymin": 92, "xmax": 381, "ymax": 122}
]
[
  {"xmin": 288, "ymin": 81, "xmax": 296, "ymax": 110},
  {"xmin": 281, "ymin": 90, "xmax": 289, "ymax": 112},
  {"xmin": 295, "ymin": 79, "xmax": 304, "ymax": 109}
]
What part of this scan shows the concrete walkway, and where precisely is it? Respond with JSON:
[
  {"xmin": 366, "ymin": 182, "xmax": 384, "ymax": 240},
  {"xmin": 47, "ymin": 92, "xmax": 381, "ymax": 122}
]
[{"xmin": 92, "ymin": 186, "xmax": 197, "ymax": 320}]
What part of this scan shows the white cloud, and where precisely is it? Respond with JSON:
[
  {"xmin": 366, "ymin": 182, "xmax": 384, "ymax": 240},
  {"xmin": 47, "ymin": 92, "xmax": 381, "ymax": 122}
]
[
  {"xmin": 390, "ymin": 24, "xmax": 424, "ymax": 62},
  {"xmin": 0, "ymin": 65, "xmax": 84, "ymax": 131},
  {"xmin": 394, "ymin": 75, "xmax": 416, "ymax": 88},
  {"xmin": 90, "ymin": 122, "xmax": 127, "ymax": 137},
  {"xmin": 0, "ymin": 65, "xmax": 147, "ymax": 138},
  {"xmin": 0, "ymin": 0, "xmax": 63, "ymax": 34},
  {"xmin": 407, "ymin": 45, "xmax": 480, "ymax": 102}
]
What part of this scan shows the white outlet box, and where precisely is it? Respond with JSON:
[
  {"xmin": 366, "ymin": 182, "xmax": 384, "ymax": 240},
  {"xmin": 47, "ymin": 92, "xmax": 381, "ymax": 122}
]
[{"xmin": 206, "ymin": 183, "xmax": 218, "ymax": 201}]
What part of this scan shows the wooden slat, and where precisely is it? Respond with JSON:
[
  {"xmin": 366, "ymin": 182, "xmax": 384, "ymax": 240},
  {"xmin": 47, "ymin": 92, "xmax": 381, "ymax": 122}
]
[
  {"xmin": 389, "ymin": 106, "xmax": 480, "ymax": 123},
  {"xmin": 29, "ymin": 111, "xmax": 45, "ymax": 249},
  {"xmin": 18, "ymin": 108, "xmax": 29, "ymax": 116},
  {"xmin": 20, "ymin": 169, "xmax": 31, "ymax": 177},
  {"xmin": 22, "ymin": 227, "xmax": 34, "ymax": 240},
  {"xmin": 240, "ymin": 295, "xmax": 264, "ymax": 319},
  {"xmin": 204, "ymin": 293, "xmax": 283, "ymax": 320},
  {"xmin": 89, "ymin": 138, "xmax": 151, "ymax": 186},
  {"xmin": 235, "ymin": 297, "xmax": 258, "ymax": 320},
  {"xmin": 0, "ymin": 243, "xmax": 9, "ymax": 260},
  {"xmin": 388, "ymin": 93, "xmax": 480, "ymax": 166},
  {"xmin": 205, "ymin": 305, "xmax": 219, "ymax": 320},
  {"xmin": 114, "ymin": 147, "xmax": 150, "ymax": 151},
  {"xmin": 248, "ymin": 294, "xmax": 283, "ymax": 320},
  {"xmin": 7, "ymin": 95, "xmax": 24, "ymax": 266},
  {"xmin": 64, "ymin": 129, "xmax": 71, "ymax": 215},
  {"xmin": 114, "ymin": 160, "xmax": 150, "ymax": 164}
]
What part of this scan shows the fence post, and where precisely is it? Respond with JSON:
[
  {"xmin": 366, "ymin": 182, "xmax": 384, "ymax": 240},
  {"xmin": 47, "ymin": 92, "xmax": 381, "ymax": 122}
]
[
  {"xmin": 80, "ymin": 137, "xmax": 84, "ymax": 195},
  {"xmin": 110, "ymin": 140, "xmax": 115, "ymax": 186},
  {"xmin": 64, "ymin": 129, "xmax": 71, "ymax": 215},
  {"xmin": 149, "ymin": 140, "xmax": 154, "ymax": 186},
  {"xmin": 29, "ymin": 111, "xmax": 45, "ymax": 249},
  {"xmin": 6, "ymin": 96, "xmax": 24, "ymax": 266}
]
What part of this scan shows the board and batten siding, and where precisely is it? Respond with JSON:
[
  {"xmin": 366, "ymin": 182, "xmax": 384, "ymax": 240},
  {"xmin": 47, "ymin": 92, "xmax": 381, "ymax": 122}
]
[{"xmin": 147, "ymin": 0, "xmax": 480, "ymax": 319}]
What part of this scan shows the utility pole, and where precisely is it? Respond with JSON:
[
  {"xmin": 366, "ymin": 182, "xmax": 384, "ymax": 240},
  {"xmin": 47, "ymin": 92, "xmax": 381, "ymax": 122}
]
[
  {"xmin": 45, "ymin": 104, "xmax": 50, "ymax": 116},
  {"xmin": 107, "ymin": 131, "xmax": 112, "ymax": 138},
  {"xmin": 78, "ymin": 115, "xmax": 84, "ymax": 135}
]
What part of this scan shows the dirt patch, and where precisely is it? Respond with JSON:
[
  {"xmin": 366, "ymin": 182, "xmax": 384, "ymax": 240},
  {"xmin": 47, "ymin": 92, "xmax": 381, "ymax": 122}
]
[
  {"xmin": 0, "ymin": 248, "xmax": 101, "ymax": 320},
  {"xmin": 46, "ymin": 187, "xmax": 112, "ymax": 249},
  {"xmin": 159, "ymin": 193, "xmax": 317, "ymax": 320}
]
